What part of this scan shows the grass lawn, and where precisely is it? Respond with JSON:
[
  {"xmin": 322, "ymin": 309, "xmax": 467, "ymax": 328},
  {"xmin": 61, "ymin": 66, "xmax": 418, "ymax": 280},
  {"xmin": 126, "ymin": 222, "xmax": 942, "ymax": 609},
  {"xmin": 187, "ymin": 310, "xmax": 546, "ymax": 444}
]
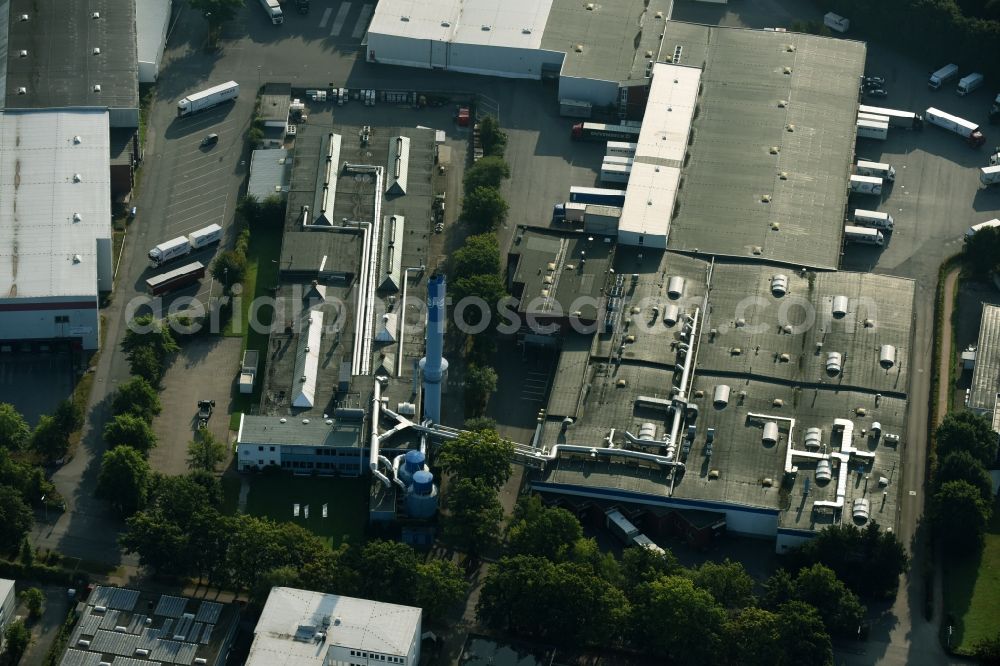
[
  {"xmin": 943, "ymin": 495, "xmax": 1000, "ymax": 653},
  {"xmin": 243, "ymin": 474, "xmax": 368, "ymax": 547}
]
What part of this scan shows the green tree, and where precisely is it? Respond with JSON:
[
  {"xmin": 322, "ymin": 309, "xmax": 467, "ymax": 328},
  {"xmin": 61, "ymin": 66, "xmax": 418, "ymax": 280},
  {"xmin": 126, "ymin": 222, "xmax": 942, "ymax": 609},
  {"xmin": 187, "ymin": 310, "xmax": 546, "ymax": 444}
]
[
  {"xmin": 251, "ymin": 566, "xmax": 300, "ymax": 607},
  {"xmin": 631, "ymin": 575, "xmax": 727, "ymax": 662},
  {"xmin": 121, "ymin": 508, "xmax": 191, "ymax": 575},
  {"xmin": 3, "ymin": 620, "xmax": 30, "ymax": 660},
  {"xmin": 96, "ymin": 446, "xmax": 153, "ymax": 517},
  {"xmin": 122, "ymin": 314, "xmax": 179, "ymax": 361},
  {"xmin": 479, "ymin": 115, "xmax": 508, "ymax": 157},
  {"xmin": 935, "ymin": 410, "xmax": 999, "ymax": 468},
  {"xmin": 463, "ymin": 156, "xmax": 510, "ymax": 192},
  {"xmin": 0, "ymin": 486, "xmax": 33, "ymax": 554},
  {"xmin": 461, "ymin": 186, "xmax": 508, "ymax": 231},
  {"xmin": 452, "ymin": 273, "xmax": 507, "ymax": 330},
  {"xmin": 298, "ymin": 545, "xmax": 362, "ymax": 598},
  {"xmin": 187, "ymin": 0, "xmax": 243, "ymax": 28},
  {"xmin": 52, "ymin": 399, "xmax": 84, "ymax": 437},
  {"xmin": 725, "ymin": 607, "xmax": 782, "ymax": 665},
  {"xmin": 463, "ymin": 416, "xmax": 498, "ymax": 432},
  {"xmin": 464, "ymin": 363, "xmax": 498, "ymax": 416},
  {"xmin": 936, "ymin": 450, "xmax": 994, "ymax": 501},
  {"xmin": 187, "ymin": 427, "xmax": 229, "ymax": 471},
  {"xmin": 437, "ymin": 428, "xmax": 513, "ymax": 490},
  {"xmin": 20, "ymin": 587, "xmax": 44, "ymax": 619},
  {"xmin": 451, "ymin": 233, "xmax": 501, "ymax": 277},
  {"xmin": 260, "ymin": 194, "xmax": 287, "ymax": 229},
  {"xmin": 128, "ymin": 345, "xmax": 164, "ymax": 385},
  {"xmin": 973, "ymin": 631, "xmax": 1000, "ymax": 664},
  {"xmin": 19, "ymin": 538, "xmax": 33, "ymax": 567},
  {"xmin": 932, "ymin": 480, "xmax": 993, "ymax": 554},
  {"xmin": 691, "ymin": 558, "xmax": 756, "ymax": 609},
  {"xmin": 111, "ymin": 376, "xmax": 161, "ymax": 421},
  {"xmin": 443, "ymin": 478, "xmax": 504, "ymax": 555},
  {"xmin": 414, "ymin": 558, "xmax": 468, "ymax": 622},
  {"xmin": 620, "ymin": 543, "xmax": 681, "ymax": 598},
  {"xmin": 29, "ymin": 415, "xmax": 69, "ymax": 461},
  {"xmin": 793, "ymin": 564, "xmax": 866, "ymax": 637},
  {"xmin": 0, "ymin": 403, "xmax": 30, "ymax": 451},
  {"xmin": 103, "ymin": 414, "xmax": 158, "ymax": 454},
  {"xmin": 212, "ymin": 250, "xmax": 247, "ymax": 287},
  {"xmin": 964, "ymin": 224, "xmax": 1000, "ymax": 279},
  {"xmin": 776, "ymin": 601, "xmax": 833, "ymax": 666},
  {"xmin": 507, "ymin": 495, "xmax": 583, "ymax": 560},
  {"xmin": 761, "ymin": 568, "xmax": 795, "ymax": 610}
]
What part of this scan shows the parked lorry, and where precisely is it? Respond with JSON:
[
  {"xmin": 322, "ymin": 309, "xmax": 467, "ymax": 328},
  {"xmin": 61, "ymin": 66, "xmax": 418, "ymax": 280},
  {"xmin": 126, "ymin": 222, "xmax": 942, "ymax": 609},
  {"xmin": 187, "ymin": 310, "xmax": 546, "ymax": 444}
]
[
  {"xmin": 928, "ymin": 64, "xmax": 959, "ymax": 90},
  {"xmin": 559, "ymin": 99, "xmax": 593, "ymax": 118},
  {"xmin": 853, "ymin": 209, "xmax": 894, "ymax": 231},
  {"xmin": 849, "ymin": 175, "xmax": 884, "ymax": 195},
  {"xmin": 925, "ymin": 107, "xmax": 986, "ymax": 147},
  {"xmin": 569, "ymin": 186, "xmax": 627, "ymax": 206},
  {"xmin": 146, "ymin": 262, "xmax": 206, "ymax": 296},
  {"xmin": 177, "ymin": 81, "xmax": 239, "ymax": 117},
  {"xmin": 858, "ymin": 104, "xmax": 923, "ymax": 129},
  {"xmin": 957, "ymin": 73, "xmax": 984, "ymax": 96},
  {"xmin": 856, "ymin": 118, "xmax": 889, "ymax": 140},
  {"xmin": 148, "ymin": 224, "xmax": 223, "ymax": 266},
  {"xmin": 844, "ymin": 225, "xmax": 885, "ymax": 246},
  {"xmin": 966, "ymin": 218, "xmax": 1000, "ymax": 240},
  {"xmin": 856, "ymin": 160, "xmax": 896, "ymax": 182},
  {"xmin": 571, "ymin": 121, "xmax": 642, "ymax": 142},
  {"xmin": 258, "ymin": 0, "xmax": 284, "ymax": 24},
  {"xmin": 858, "ymin": 112, "xmax": 891, "ymax": 124},
  {"xmin": 606, "ymin": 141, "xmax": 637, "ymax": 158},
  {"xmin": 981, "ymin": 165, "xmax": 1000, "ymax": 187},
  {"xmin": 823, "ymin": 12, "xmax": 849, "ymax": 32},
  {"xmin": 600, "ymin": 164, "xmax": 631, "ymax": 184},
  {"xmin": 552, "ymin": 202, "xmax": 621, "ymax": 231},
  {"xmin": 553, "ymin": 202, "xmax": 587, "ymax": 223}
]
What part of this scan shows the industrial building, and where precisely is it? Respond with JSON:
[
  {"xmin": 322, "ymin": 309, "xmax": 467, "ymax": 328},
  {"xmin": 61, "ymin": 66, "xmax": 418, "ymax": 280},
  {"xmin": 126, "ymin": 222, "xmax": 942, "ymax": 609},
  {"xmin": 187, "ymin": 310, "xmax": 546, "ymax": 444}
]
[
  {"xmin": 0, "ymin": 110, "xmax": 113, "ymax": 351},
  {"xmin": 136, "ymin": 0, "xmax": 171, "ymax": 83},
  {"xmin": 247, "ymin": 148, "xmax": 293, "ymax": 202},
  {"xmin": 236, "ymin": 413, "xmax": 366, "ymax": 474},
  {"xmin": 968, "ymin": 303, "xmax": 1000, "ymax": 433},
  {"xmin": 247, "ymin": 588, "xmax": 422, "ymax": 666},
  {"xmin": 56, "ymin": 585, "xmax": 239, "ymax": 666},
  {"xmin": 0, "ymin": 578, "xmax": 14, "ymax": 642},
  {"xmin": 366, "ymin": 0, "xmax": 672, "ymax": 107}
]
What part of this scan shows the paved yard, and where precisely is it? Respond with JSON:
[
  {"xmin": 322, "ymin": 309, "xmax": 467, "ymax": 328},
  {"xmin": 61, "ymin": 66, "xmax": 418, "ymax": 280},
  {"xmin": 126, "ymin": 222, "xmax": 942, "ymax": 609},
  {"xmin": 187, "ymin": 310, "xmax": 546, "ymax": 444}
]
[{"xmin": 0, "ymin": 351, "xmax": 78, "ymax": 425}]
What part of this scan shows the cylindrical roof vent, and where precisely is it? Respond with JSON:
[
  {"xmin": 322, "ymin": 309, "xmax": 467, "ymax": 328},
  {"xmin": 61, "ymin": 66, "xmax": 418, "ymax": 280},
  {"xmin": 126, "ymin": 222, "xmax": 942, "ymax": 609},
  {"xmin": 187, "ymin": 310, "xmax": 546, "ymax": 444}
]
[
  {"xmin": 879, "ymin": 344, "xmax": 896, "ymax": 369},
  {"xmin": 667, "ymin": 275, "xmax": 685, "ymax": 300},
  {"xmin": 816, "ymin": 459, "xmax": 833, "ymax": 483},
  {"xmin": 826, "ymin": 351, "xmax": 842, "ymax": 375},
  {"xmin": 832, "ymin": 295, "xmax": 849, "ymax": 318},
  {"xmin": 412, "ymin": 470, "xmax": 434, "ymax": 495},
  {"xmin": 663, "ymin": 303, "xmax": 679, "ymax": 327},
  {"xmin": 713, "ymin": 384, "xmax": 730, "ymax": 408},
  {"xmin": 804, "ymin": 427, "xmax": 822, "ymax": 450},
  {"xmin": 763, "ymin": 421, "xmax": 779, "ymax": 446}
]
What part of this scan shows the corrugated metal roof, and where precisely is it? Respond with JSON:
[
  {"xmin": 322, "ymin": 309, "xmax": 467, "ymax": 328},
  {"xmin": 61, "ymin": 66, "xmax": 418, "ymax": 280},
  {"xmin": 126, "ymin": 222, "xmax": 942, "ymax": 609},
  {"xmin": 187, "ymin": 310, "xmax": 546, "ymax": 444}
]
[
  {"xmin": 369, "ymin": 0, "xmax": 552, "ymax": 50},
  {"xmin": 135, "ymin": 0, "xmax": 169, "ymax": 73},
  {"xmin": 292, "ymin": 310, "xmax": 323, "ymax": 409},
  {"xmin": 0, "ymin": 110, "xmax": 112, "ymax": 299},
  {"xmin": 238, "ymin": 414, "xmax": 364, "ymax": 449},
  {"xmin": 247, "ymin": 149, "xmax": 292, "ymax": 202},
  {"xmin": 58, "ymin": 650, "xmax": 104, "ymax": 666},
  {"xmin": 90, "ymin": 586, "xmax": 140, "ymax": 611},
  {"xmin": 386, "ymin": 136, "xmax": 410, "ymax": 195},
  {"xmin": 970, "ymin": 303, "xmax": 1000, "ymax": 416}
]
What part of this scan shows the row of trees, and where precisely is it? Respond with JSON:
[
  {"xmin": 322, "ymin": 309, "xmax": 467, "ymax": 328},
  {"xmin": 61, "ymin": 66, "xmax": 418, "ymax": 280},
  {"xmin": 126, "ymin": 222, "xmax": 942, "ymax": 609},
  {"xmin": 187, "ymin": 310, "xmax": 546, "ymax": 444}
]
[
  {"xmin": 476, "ymin": 498, "xmax": 882, "ymax": 664},
  {"xmin": 1, "ymin": 400, "xmax": 83, "ymax": 465},
  {"xmin": 119, "ymin": 471, "xmax": 466, "ymax": 619}
]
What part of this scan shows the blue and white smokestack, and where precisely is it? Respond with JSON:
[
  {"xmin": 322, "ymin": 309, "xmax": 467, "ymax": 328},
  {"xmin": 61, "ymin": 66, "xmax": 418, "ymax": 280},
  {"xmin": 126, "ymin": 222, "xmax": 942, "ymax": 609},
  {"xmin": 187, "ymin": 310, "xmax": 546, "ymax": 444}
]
[{"xmin": 419, "ymin": 274, "xmax": 449, "ymax": 424}]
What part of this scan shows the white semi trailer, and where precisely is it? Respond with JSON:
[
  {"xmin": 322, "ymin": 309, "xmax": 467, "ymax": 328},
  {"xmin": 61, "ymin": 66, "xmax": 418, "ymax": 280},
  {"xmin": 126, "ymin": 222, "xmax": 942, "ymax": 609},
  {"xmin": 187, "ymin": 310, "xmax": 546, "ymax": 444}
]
[
  {"xmin": 148, "ymin": 224, "xmax": 223, "ymax": 266},
  {"xmin": 177, "ymin": 81, "xmax": 240, "ymax": 117}
]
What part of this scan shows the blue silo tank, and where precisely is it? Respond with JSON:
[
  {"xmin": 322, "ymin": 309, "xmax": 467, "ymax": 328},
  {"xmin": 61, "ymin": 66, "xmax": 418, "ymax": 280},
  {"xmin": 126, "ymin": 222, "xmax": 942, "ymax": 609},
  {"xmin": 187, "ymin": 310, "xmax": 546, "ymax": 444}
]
[
  {"xmin": 404, "ymin": 450, "xmax": 425, "ymax": 473},
  {"xmin": 412, "ymin": 470, "xmax": 434, "ymax": 495}
]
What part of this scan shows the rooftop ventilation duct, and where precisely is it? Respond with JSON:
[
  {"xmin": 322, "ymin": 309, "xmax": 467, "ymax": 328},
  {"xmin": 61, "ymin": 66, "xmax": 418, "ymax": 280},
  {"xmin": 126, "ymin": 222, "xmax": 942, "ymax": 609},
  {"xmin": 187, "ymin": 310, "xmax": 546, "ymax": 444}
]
[
  {"xmin": 93, "ymin": 48, "xmax": 101, "ymax": 55},
  {"xmin": 879, "ymin": 345, "xmax": 896, "ymax": 369},
  {"xmin": 826, "ymin": 351, "xmax": 842, "ymax": 375},
  {"xmin": 804, "ymin": 427, "xmax": 822, "ymax": 450},
  {"xmin": 667, "ymin": 276, "xmax": 685, "ymax": 299},
  {"xmin": 18, "ymin": 50, "xmax": 27, "ymax": 57},
  {"xmin": 832, "ymin": 295, "xmax": 848, "ymax": 318},
  {"xmin": 17, "ymin": 87, "xmax": 26, "ymax": 95},
  {"xmin": 816, "ymin": 459, "xmax": 833, "ymax": 483},
  {"xmin": 73, "ymin": 135, "xmax": 82, "ymax": 144},
  {"xmin": 712, "ymin": 384, "xmax": 730, "ymax": 408},
  {"xmin": 770, "ymin": 274, "xmax": 788, "ymax": 297},
  {"xmin": 763, "ymin": 421, "xmax": 779, "ymax": 446},
  {"xmin": 73, "ymin": 173, "xmax": 82, "ymax": 182},
  {"xmin": 92, "ymin": 11, "xmax": 100, "ymax": 18}
]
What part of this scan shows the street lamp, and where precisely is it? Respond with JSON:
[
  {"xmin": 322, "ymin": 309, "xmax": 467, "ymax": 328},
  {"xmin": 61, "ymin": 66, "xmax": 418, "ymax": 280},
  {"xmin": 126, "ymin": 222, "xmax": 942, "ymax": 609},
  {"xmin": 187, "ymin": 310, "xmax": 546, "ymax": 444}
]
[{"xmin": 257, "ymin": 65, "xmax": 262, "ymax": 89}]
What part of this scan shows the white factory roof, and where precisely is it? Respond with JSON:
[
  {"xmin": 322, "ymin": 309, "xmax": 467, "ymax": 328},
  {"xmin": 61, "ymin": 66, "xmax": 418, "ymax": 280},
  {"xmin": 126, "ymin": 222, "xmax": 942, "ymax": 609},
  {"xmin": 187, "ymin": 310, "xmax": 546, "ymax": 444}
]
[
  {"xmin": 247, "ymin": 588, "xmax": 421, "ymax": 666},
  {"xmin": 368, "ymin": 0, "xmax": 554, "ymax": 50},
  {"xmin": 617, "ymin": 161, "xmax": 681, "ymax": 241},
  {"xmin": 135, "ymin": 0, "xmax": 170, "ymax": 69},
  {"xmin": 0, "ymin": 110, "xmax": 111, "ymax": 299}
]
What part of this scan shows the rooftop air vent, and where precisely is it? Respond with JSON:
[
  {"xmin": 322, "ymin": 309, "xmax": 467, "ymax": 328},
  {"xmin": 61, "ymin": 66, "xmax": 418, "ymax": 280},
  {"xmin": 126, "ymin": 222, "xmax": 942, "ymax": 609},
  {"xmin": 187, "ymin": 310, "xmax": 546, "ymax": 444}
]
[
  {"xmin": 778, "ymin": 100, "xmax": 787, "ymax": 107},
  {"xmin": 522, "ymin": 28, "xmax": 532, "ymax": 34},
  {"xmin": 279, "ymin": 418, "xmax": 287, "ymax": 423},
  {"xmin": 762, "ymin": 477, "xmax": 773, "ymax": 487},
  {"xmin": 832, "ymin": 295, "xmax": 848, "ymax": 318},
  {"xmin": 92, "ymin": 11, "xmax": 100, "ymax": 18},
  {"xmin": 772, "ymin": 398, "xmax": 784, "ymax": 407},
  {"xmin": 73, "ymin": 213, "xmax": 82, "ymax": 222},
  {"xmin": 778, "ymin": 171, "xmax": 788, "ymax": 180},
  {"xmin": 786, "ymin": 44, "xmax": 796, "ymax": 52},
  {"xmin": 752, "ymin": 246, "xmax": 763, "ymax": 255},
  {"xmin": 93, "ymin": 84, "xmax": 101, "ymax": 92},
  {"xmin": 761, "ymin": 194, "xmax": 772, "ymax": 203},
  {"xmin": 574, "ymin": 44, "xmax": 584, "ymax": 52},
  {"xmin": 855, "ymin": 407, "xmax": 867, "ymax": 417},
  {"xmin": 302, "ymin": 418, "xmax": 310, "ymax": 424},
  {"xmin": 655, "ymin": 11, "xmax": 663, "ymax": 18},
  {"xmin": 17, "ymin": 87, "xmax": 26, "ymax": 95},
  {"xmin": 585, "ymin": 2, "xmax": 595, "ymax": 9},
  {"xmin": 616, "ymin": 378, "xmax": 626, "ymax": 387},
  {"xmin": 18, "ymin": 50, "xmax": 27, "ymax": 57},
  {"xmin": 481, "ymin": 24, "xmax": 491, "ymax": 31},
  {"xmin": 73, "ymin": 173, "xmax": 82, "ymax": 182},
  {"xmin": 93, "ymin": 47, "xmax": 101, "ymax": 55},
  {"xmin": 19, "ymin": 13, "xmax": 28, "ymax": 21},
  {"xmin": 779, "ymin": 353, "xmax": 791, "ymax": 362},
  {"xmin": 770, "ymin": 221, "xmax": 780, "ymax": 230},
  {"xmin": 783, "ymin": 66, "xmax": 792, "ymax": 74},
  {"xmin": 708, "ymin": 469, "xmax": 720, "ymax": 479},
  {"xmin": 73, "ymin": 254, "xmax": 82, "ymax": 264},
  {"xmin": 73, "ymin": 135, "xmax": 82, "ymax": 144},
  {"xmin": 769, "ymin": 146, "xmax": 779, "ymax": 155},
  {"xmin": 440, "ymin": 20, "xmax": 450, "ymax": 27},
  {"xmin": 400, "ymin": 15, "xmax": 409, "ymax": 21}
]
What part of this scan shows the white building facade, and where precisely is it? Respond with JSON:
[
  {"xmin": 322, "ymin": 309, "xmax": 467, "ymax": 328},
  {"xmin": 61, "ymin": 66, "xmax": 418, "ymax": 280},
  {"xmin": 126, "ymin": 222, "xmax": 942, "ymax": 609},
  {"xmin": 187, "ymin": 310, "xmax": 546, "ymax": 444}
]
[
  {"xmin": 136, "ymin": 0, "xmax": 171, "ymax": 83},
  {"xmin": 0, "ymin": 579, "xmax": 15, "ymax": 642}
]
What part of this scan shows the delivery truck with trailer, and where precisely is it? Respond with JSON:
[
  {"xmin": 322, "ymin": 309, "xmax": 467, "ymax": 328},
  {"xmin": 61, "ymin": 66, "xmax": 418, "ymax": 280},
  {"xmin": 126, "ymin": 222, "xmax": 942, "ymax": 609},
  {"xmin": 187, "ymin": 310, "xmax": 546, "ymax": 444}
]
[
  {"xmin": 569, "ymin": 186, "xmax": 627, "ymax": 206},
  {"xmin": 856, "ymin": 160, "xmax": 896, "ymax": 182},
  {"xmin": 823, "ymin": 12, "xmax": 849, "ymax": 32},
  {"xmin": 603, "ymin": 156, "xmax": 634, "ymax": 166},
  {"xmin": 853, "ymin": 209, "xmax": 894, "ymax": 231},
  {"xmin": 981, "ymin": 165, "xmax": 1000, "ymax": 187},
  {"xmin": 146, "ymin": 262, "xmax": 206, "ymax": 296},
  {"xmin": 858, "ymin": 112, "xmax": 891, "ymax": 124},
  {"xmin": 559, "ymin": 99, "xmax": 593, "ymax": 118},
  {"xmin": 148, "ymin": 224, "xmax": 223, "ymax": 266},
  {"xmin": 600, "ymin": 163, "xmax": 631, "ymax": 184},
  {"xmin": 849, "ymin": 175, "xmax": 884, "ymax": 195},
  {"xmin": 258, "ymin": 0, "xmax": 284, "ymax": 24},
  {"xmin": 844, "ymin": 225, "xmax": 885, "ymax": 246},
  {"xmin": 177, "ymin": 82, "xmax": 239, "ymax": 117},
  {"xmin": 571, "ymin": 121, "xmax": 642, "ymax": 142},
  {"xmin": 957, "ymin": 72, "xmax": 984, "ymax": 96},
  {"xmin": 928, "ymin": 64, "xmax": 960, "ymax": 90},
  {"xmin": 925, "ymin": 107, "xmax": 986, "ymax": 147},
  {"xmin": 606, "ymin": 141, "xmax": 637, "ymax": 158},
  {"xmin": 856, "ymin": 118, "xmax": 889, "ymax": 140},
  {"xmin": 966, "ymin": 218, "xmax": 1000, "ymax": 240},
  {"xmin": 858, "ymin": 104, "xmax": 923, "ymax": 129}
]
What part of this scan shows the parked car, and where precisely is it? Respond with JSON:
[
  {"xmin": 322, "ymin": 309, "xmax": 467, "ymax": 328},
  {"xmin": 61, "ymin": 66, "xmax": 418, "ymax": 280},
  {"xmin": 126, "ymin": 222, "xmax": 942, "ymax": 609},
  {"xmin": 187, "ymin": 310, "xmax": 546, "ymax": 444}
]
[
  {"xmin": 201, "ymin": 133, "xmax": 219, "ymax": 147},
  {"xmin": 866, "ymin": 89, "xmax": 889, "ymax": 98},
  {"xmin": 863, "ymin": 75, "xmax": 886, "ymax": 86}
]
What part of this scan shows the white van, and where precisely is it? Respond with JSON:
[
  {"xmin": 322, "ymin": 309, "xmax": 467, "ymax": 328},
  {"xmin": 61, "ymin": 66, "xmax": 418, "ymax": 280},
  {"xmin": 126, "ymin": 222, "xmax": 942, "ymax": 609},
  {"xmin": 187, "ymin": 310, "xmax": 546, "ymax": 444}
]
[
  {"xmin": 845, "ymin": 225, "xmax": 885, "ymax": 246},
  {"xmin": 856, "ymin": 160, "xmax": 896, "ymax": 182},
  {"xmin": 853, "ymin": 209, "xmax": 894, "ymax": 231}
]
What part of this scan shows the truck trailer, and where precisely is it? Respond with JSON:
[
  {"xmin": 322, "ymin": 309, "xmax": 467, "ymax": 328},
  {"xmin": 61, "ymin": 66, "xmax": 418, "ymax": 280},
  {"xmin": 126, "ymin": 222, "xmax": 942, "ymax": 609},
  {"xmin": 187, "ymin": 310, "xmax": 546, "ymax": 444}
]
[
  {"xmin": 606, "ymin": 141, "xmax": 637, "ymax": 158},
  {"xmin": 856, "ymin": 160, "xmax": 896, "ymax": 182},
  {"xmin": 858, "ymin": 104, "xmax": 923, "ymax": 129},
  {"xmin": 925, "ymin": 107, "xmax": 986, "ymax": 147},
  {"xmin": 957, "ymin": 73, "xmax": 984, "ymax": 96},
  {"xmin": 146, "ymin": 262, "xmax": 206, "ymax": 296},
  {"xmin": 966, "ymin": 218, "xmax": 1000, "ymax": 240},
  {"xmin": 258, "ymin": 0, "xmax": 283, "ymax": 24},
  {"xmin": 177, "ymin": 81, "xmax": 239, "ymax": 117},
  {"xmin": 853, "ymin": 209, "xmax": 895, "ymax": 231},
  {"xmin": 849, "ymin": 175, "xmax": 884, "ymax": 196},
  {"xmin": 571, "ymin": 121, "xmax": 642, "ymax": 142},
  {"xmin": 857, "ymin": 118, "xmax": 889, "ymax": 140},
  {"xmin": 858, "ymin": 112, "xmax": 891, "ymax": 124},
  {"xmin": 600, "ymin": 164, "xmax": 631, "ymax": 184},
  {"xmin": 981, "ymin": 165, "xmax": 1000, "ymax": 187},
  {"xmin": 148, "ymin": 224, "xmax": 223, "ymax": 266},
  {"xmin": 928, "ymin": 64, "xmax": 960, "ymax": 90},
  {"xmin": 568, "ymin": 186, "xmax": 627, "ymax": 206},
  {"xmin": 844, "ymin": 225, "xmax": 885, "ymax": 246}
]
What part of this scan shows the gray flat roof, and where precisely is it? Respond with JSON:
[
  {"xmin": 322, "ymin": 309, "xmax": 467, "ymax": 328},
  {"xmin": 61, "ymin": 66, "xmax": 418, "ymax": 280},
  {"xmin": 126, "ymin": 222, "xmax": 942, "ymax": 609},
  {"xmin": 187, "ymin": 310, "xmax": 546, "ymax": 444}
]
[
  {"xmin": 278, "ymin": 231, "xmax": 360, "ymax": 281},
  {"xmin": 970, "ymin": 303, "xmax": 1000, "ymax": 415},
  {"xmin": 239, "ymin": 414, "xmax": 364, "ymax": 448},
  {"xmin": 541, "ymin": 0, "xmax": 673, "ymax": 84},
  {"xmin": 661, "ymin": 23, "xmax": 866, "ymax": 269},
  {"xmin": 6, "ymin": 0, "xmax": 138, "ymax": 111},
  {"xmin": 260, "ymin": 84, "xmax": 291, "ymax": 124},
  {"xmin": 248, "ymin": 149, "xmax": 292, "ymax": 202}
]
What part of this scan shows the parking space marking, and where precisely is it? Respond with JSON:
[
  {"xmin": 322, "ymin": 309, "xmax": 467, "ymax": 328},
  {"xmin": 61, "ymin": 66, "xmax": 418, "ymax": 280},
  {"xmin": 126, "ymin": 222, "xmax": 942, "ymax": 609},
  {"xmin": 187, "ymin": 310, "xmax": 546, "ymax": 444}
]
[
  {"xmin": 175, "ymin": 159, "xmax": 229, "ymax": 179},
  {"xmin": 319, "ymin": 7, "xmax": 333, "ymax": 28},
  {"xmin": 168, "ymin": 180, "xmax": 230, "ymax": 205},
  {"xmin": 165, "ymin": 207, "xmax": 228, "ymax": 234},
  {"xmin": 330, "ymin": 3, "xmax": 351, "ymax": 36},
  {"xmin": 165, "ymin": 196, "xmax": 227, "ymax": 222},
  {"xmin": 351, "ymin": 5, "xmax": 373, "ymax": 39}
]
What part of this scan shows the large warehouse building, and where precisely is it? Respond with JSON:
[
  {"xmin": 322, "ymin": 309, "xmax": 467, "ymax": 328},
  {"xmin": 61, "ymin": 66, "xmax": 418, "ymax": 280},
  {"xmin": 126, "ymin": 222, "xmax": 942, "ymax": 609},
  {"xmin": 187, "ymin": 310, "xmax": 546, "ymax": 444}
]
[{"xmin": 0, "ymin": 110, "xmax": 113, "ymax": 351}]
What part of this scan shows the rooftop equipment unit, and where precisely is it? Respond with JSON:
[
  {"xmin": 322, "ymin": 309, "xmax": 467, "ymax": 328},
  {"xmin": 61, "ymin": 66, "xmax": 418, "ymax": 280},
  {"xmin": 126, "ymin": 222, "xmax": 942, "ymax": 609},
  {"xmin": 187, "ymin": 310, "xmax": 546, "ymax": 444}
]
[
  {"xmin": 879, "ymin": 344, "xmax": 896, "ymax": 369},
  {"xmin": 832, "ymin": 295, "xmax": 849, "ymax": 318},
  {"xmin": 826, "ymin": 351, "xmax": 843, "ymax": 375},
  {"xmin": 667, "ymin": 276, "xmax": 685, "ymax": 300},
  {"xmin": 762, "ymin": 421, "xmax": 779, "ymax": 446},
  {"xmin": 770, "ymin": 274, "xmax": 789, "ymax": 297},
  {"xmin": 853, "ymin": 497, "xmax": 871, "ymax": 522},
  {"xmin": 638, "ymin": 423, "xmax": 657, "ymax": 440},
  {"xmin": 804, "ymin": 427, "xmax": 822, "ymax": 450},
  {"xmin": 663, "ymin": 303, "xmax": 679, "ymax": 327},
  {"xmin": 713, "ymin": 384, "xmax": 731, "ymax": 408},
  {"xmin": 816, "ymin": 458, "xmax": 833, "ymax": 483}
]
